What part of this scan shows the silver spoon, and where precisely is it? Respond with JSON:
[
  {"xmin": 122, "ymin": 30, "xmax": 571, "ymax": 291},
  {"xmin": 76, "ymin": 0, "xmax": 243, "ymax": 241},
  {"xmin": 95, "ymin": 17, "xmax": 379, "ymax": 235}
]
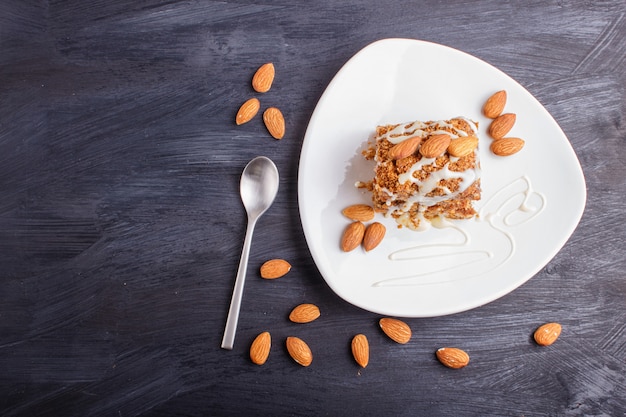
[{"xmin": 221, "ymin": 156, "xmax": 279, "ymax": 350}]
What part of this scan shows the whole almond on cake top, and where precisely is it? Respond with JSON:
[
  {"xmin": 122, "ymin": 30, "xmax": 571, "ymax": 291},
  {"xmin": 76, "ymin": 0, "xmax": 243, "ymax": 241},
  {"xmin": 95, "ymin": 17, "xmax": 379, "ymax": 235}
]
[
  {"xmin": 388, "ymin": 136, "xmax": 422, "ymax": 160},
  {"xmin": 420, "ymin": 134, "xmax": 451, "ymax": 158},
  {"xmin": 448, "ymin": 136, "xmax": 479, "ymax": 157}
]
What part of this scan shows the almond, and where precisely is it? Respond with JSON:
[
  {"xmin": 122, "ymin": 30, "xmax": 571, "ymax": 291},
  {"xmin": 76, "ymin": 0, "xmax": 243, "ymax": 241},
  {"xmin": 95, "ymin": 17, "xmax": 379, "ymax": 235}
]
[
  {"xmin": 388, "ymin": 136, "xmax": 422, "ymax": 160},
  {"xmin": 488, "ymin": 113, "xmax": 516, "ymax": 139},
  {"xmin": 448, "ymin": 135, "xmax": 479, "ymax": 157},
  {"xmin": 263, "ymin": 107, "xmax": 285, "ymax": 139},
  {"xmin": 483, "ymin": 90, "xmax": 507, "ymax": 118},
  {"xmin": 341, "ymin": 221, "xmax": 365, "ymax": 252},
  {"xmin": 249, "ymin": 331, "xmax": 271, "ymax": 365},
  {"xmin": 351, "ymin": 334, "xmax": 369, "ymax": 368},
  {"xmin": 363, "ymin": 222, "xmax": 386, "ymax": 251},
  {"xmin": 235, "ymin": 98, "xmax": 260, "ymax": 125},
  {"xmin": 534, "ymin": 322, "xmax": 562, "ymax": 346},
  {"xmin": 490, "ymin": 137, "xmax": 525, "ymax": 156},
  {"xmin": 436, "ymin": 347, "xmax": 470, "ymax": 369},
  {"xmin": 289, "ymin": 303, "xmax": 321, "ymax": 323},
  {"xmin": 260, "ymin": 259, "xmax": 291, "ymax": 279},
  {"xmin": 251, "ymin": 62, "xmax": 275, "ymax": 93},
  {"xmin": 342, "ymin": 204, "xmax": 375, "ymax": 222},
  {"xmin": 379, "ymin": 317, "xmax": 412, "ymax": 344},
  {"xmin": 286, "ymin": 336, "xmax": 313, "ymax": 366},
  {"xmin": 419, "ymin": 134, "xmax": 451, "ymax": 158}
]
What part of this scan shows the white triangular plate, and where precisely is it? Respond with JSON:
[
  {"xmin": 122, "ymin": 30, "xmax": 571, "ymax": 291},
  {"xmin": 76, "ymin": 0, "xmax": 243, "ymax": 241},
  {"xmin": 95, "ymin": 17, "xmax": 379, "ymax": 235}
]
[{"xmin": 298, "ymin": 39, "xmax": 586, "ymax": 317}]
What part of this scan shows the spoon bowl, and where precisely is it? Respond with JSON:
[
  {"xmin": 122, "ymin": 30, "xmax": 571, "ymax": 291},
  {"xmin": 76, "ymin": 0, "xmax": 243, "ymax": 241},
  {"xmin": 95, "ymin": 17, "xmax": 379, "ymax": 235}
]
[
  {"xmin": 221, "ymin": 156, "xmax": 279, "ymax": 350},
  {"xmin": 240, "ymin": 158, "xmax": 280, "ymax": 219}
]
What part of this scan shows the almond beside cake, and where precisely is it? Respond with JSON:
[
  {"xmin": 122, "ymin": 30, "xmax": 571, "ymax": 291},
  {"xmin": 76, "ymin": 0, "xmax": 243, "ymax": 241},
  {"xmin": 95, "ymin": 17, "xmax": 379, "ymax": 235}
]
[{"xmin": 362, "ymin": 117, "xmax": 481, "ymax": 230}]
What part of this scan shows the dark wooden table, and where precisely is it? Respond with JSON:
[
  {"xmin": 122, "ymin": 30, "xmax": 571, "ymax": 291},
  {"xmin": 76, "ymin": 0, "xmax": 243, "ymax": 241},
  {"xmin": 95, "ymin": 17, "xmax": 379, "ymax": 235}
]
[{"xmin": 2, "ymin": 1, "xmax": 625, "ymax": 416}]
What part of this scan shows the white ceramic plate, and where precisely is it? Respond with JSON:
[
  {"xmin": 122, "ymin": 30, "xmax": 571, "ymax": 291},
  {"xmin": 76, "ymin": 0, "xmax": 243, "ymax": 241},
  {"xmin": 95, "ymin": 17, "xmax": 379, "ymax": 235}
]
[{"xmin": 298, "ymin": 39, "xmax": 586, "ymax": 317}]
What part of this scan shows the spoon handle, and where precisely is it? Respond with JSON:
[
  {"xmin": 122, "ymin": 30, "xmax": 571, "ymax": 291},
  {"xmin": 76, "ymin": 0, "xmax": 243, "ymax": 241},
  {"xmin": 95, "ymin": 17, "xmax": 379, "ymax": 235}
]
[{"xmin": 221, "ymin": 218, "xmax": 256, "ymax": 350}]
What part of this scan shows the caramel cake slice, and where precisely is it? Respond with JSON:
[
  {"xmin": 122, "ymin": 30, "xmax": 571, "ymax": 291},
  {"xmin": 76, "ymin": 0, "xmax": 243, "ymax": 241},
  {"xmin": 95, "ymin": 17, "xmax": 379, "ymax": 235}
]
[{"xmin": 362, "ymin": 117, "xmax": 481, "ymax": 230}]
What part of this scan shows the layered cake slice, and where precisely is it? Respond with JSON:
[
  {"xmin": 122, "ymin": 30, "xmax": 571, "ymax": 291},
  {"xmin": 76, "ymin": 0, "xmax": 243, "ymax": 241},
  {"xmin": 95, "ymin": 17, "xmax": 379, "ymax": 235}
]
[{"xmin": 362, "ymin": 117, "xmax": 481, "ymax": 230}]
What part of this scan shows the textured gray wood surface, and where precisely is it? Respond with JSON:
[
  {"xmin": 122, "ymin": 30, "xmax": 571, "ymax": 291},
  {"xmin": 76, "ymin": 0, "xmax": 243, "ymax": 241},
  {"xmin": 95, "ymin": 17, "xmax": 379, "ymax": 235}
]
[{"xmin": 1, "ymin": 1, "xmax": 624, "ymax": 416}]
